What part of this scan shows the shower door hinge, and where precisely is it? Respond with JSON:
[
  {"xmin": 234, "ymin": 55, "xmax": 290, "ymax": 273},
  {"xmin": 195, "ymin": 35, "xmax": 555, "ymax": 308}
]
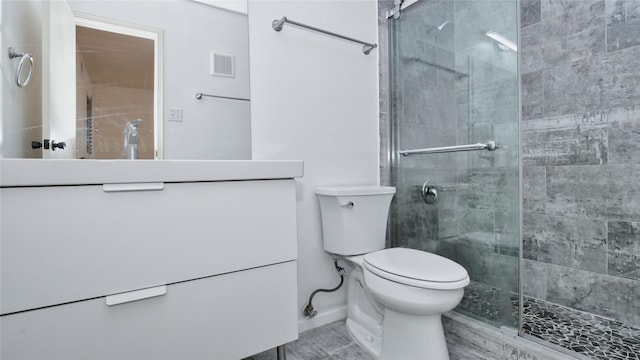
[{"xmin": 386, "ymin": 0, "xmax": 403, "ymax": 19}]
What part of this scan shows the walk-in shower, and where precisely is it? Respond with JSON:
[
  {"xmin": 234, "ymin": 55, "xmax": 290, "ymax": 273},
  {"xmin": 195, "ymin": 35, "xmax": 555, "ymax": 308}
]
[{"xmin": 380, "ymin": 0, "xmax": 640, "ymax": 359}]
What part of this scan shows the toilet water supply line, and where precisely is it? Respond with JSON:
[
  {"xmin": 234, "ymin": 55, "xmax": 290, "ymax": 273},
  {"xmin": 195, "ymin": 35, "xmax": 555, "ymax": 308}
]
[{"xmin": 302, "ymin": 260, "xmax": 346, "ymax": 318}]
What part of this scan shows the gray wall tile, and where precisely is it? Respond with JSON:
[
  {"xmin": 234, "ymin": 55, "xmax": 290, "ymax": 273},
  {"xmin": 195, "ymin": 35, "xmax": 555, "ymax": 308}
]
[
  {"xmin": 523, "ymin": 212, "xmax": 608, "ymax": 273},
  {"xmin": 522, "ymin": 1, "xmax": 605, "ymax": 74},
  {"xmin": 540, "ymin": 0, "xmax": 602, "ymax": 20},
  {"xmin": 470, "ymin": 246, "xmax": 519, "ymax": 293},
  {"xmin": 542, "ymin": 1, "xmax": 605, "ymax": 68},
  {"xmin": 521, "ymin": 71, "xmax": 543, "ymax": 120},
  {"xmin": 495, "ymin": 210, "xmax": 519, "ymax": 256},
  {"xmin": 522, "ymin": 166, "xmax": 546, "ymax": 213},
  {"xmin": 606, "ymin": 0, "xmax": 640, "ymax": 52},
  {"xmin": 547, "ymin": 263, "xmax": 639, "ymax": 327},
  {"xmin": 458, "ymin": 167, "xmax": 519, "ymax": 211},
  {"xmin": 539, "ymin": 24, "xmax": 605, "ymax": 70},
  {"xmin": 608, "ymin": 220, "xmax": 640, "ymax": 280},
  {"xmin": 522, "ymin": 259, "xmax": 548, "ymax": 300},
  {"xmin": 392, "ymin": 202, "xmax": 439, "ymax": 252},
  {"xmin": 397, "ymin": 78, "xmax": 457, "ymax": 130},
  {"xmin": 521, "ymin": 0, "xmax": 542, "ymax": 27},
  {"xmin": 545, "ymin": 165, "xmax": 640, "ymax": 220},
  {"xmin": 441, "ymin": 237, "xmax": 518, "ymax": 293},
  {"xmin": 438, "ymin": 185, "xmax": 460, "ymax": 239},
  {"xmin": 458, "ymin": 208, "xmax": 496, "ymax": 236},
  {"xmin": 522, "ymin": 113, "xmax": 608, "ymax": 166},
  {"xmin": 469, "ymin": 92, "xmax": 519, "ymax": 131},
  {"xmin": 542, "ymin": 46, "xmax": 640, "ymax": 117},
  {"xmin": 520, "ymin": 23, "xmax": 543, "ymax": 74},
  {"xmin": 596, "ymin": 46, "xmax": 640, "ymax": 109},
  {"xmin": 608, "ymin": 105, "xmax": 640, "ymax": 164},
  {"xmin": 542, "ymin": 1, "xmax": 604, "ymax": 38}
]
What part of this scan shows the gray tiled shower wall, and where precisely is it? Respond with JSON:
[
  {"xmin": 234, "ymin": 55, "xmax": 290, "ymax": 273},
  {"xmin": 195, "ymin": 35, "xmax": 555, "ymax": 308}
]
[
  {"xmin": 380, "ymin": 0, "xmax": 521, "ymax": 328},
  {"xmin": 520, "ymin": 0, "xmax": 640, "ymax": 328}
]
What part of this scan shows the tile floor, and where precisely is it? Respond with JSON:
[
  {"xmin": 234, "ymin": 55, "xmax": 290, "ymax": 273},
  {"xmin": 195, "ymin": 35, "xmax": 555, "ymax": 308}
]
[{"xmin": 245, "ymin": 320, "xmax": 497, "ymax": 360}]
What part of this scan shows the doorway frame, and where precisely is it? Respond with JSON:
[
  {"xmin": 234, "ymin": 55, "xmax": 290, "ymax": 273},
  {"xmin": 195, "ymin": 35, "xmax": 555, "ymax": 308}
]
[{"xmin": 73, "ymin": 12, "xmax": 164, "ymax": 159}]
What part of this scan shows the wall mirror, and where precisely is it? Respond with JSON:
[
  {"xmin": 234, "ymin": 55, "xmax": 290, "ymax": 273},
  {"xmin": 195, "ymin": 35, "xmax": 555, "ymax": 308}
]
[{"xmin": 1, "ymin": 0, "xmax": 251, "ymax": 160}]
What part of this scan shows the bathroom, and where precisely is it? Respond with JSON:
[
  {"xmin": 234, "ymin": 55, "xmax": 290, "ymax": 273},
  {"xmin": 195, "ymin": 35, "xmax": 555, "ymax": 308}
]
[{"xmin": 1, "ymin": 0, "xmax": 638, "ymax": 359}]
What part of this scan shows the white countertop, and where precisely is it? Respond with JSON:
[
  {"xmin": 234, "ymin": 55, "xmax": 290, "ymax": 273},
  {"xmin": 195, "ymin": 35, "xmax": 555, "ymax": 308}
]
[{"xmin": 0, "ymin": 159, "xmax": 304, "ymax": 186}]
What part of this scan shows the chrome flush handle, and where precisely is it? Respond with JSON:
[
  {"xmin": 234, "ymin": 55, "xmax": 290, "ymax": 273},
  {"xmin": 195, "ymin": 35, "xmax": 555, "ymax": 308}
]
[{"xmin": 340, "ymin": 201, "xmax": 354, "ymax": 209}]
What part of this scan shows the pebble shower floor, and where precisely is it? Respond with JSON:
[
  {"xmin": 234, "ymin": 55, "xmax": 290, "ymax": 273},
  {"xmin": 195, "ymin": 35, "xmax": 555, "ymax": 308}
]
[
  {"xmin": 458, "ymin": 282, "xmax": 640, "ymax": 359},
  {"xmin": 522, "ymin": 298, "xmax": 640, "ymax": 360}
]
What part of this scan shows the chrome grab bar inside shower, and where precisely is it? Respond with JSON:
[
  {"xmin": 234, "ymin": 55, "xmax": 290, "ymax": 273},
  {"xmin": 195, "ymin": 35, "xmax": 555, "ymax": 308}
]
[
  {"xmin": 272, "ymin": 16, "xmax": 378, "ymax": 55},
  {"xmin": 398, "ymin": 141, "xmax": 497, "ymax": 156}
]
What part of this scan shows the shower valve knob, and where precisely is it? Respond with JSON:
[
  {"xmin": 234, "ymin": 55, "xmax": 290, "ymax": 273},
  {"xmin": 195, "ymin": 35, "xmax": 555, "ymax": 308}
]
[
  {"xmin": 421, "ymin": 180, "xmax": 438, "ymax": 204},
  {"xmin": 425, "ymin": 187, "xmax": 438, "ymax": 203}
]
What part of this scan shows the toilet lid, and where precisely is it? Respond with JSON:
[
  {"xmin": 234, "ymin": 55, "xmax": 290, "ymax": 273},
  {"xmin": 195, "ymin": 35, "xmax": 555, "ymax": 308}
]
[{"xmin": 363, "ymin": 248, "xmax": 469, "ymax": 285}]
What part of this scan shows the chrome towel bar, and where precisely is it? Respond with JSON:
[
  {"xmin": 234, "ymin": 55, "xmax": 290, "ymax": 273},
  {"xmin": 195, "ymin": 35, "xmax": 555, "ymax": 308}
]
[
  {"xmin": 272, "ymin": 16, "xmax": 377, "ymax": 55},
  {"xmin": 8, "ymin": 47, "xmax": 34, "ymax": 87},
  {"xmin": 195, "ymin": 93, "xmax": 249, "ymax": 101},
  {"xmin": 399, "ymin": 141, "xmax": 497, "ymax": 156}
]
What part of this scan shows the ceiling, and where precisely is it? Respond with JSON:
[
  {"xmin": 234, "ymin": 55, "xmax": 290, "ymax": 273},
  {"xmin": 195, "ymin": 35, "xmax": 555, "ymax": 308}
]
[{"xmin": 76, "ymin": 26, "xmax": 154, "ymax": 90}]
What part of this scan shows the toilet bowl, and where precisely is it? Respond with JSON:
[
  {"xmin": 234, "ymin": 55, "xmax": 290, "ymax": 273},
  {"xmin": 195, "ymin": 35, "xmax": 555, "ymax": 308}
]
[
  {"xmin": 316, "ymin": 186, "xmax": 470, "ymax": 360},
  {"xmin": 342, "ymin": 248, "xmax": 469, "ymax": 359}
]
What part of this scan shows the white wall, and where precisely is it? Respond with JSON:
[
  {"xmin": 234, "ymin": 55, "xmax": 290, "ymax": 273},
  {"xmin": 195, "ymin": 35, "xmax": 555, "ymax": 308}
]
[
  {"xmin": 249, "ymin": 0, "xmax": 380, "ymax": 331},
  {"xmin": 1, "ymin": 0, "xmax": 43, "ymax": 158},
  {"xmin": 190, "ymin": 0, "xmax": 248, "ymax": 14}
]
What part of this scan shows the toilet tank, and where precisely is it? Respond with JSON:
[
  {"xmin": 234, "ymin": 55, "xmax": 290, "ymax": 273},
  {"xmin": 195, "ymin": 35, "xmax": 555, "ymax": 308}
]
[{"xmin": 316, "ymin": 186, "xmax": 395, "ymax": 255}]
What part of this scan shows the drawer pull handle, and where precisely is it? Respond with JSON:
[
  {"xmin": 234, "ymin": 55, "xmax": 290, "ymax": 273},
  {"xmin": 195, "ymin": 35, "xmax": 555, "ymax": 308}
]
[
  {"xmin": 103, "ymin": 182, "xmax": 165, "ymax": 193},
  {"xmin": 106, "ymin": 285, "xmax": 167, "ymax": 306}
]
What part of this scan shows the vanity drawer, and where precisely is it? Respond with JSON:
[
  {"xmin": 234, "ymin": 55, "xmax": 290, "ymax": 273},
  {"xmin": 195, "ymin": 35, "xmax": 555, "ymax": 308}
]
[
  {"xmin": 1, "ymin": 179, "xmax": 297, "ymax": 314},
  {"xmin": 0, "ymin": 261, "xmax": 298, "ymax": 360}
]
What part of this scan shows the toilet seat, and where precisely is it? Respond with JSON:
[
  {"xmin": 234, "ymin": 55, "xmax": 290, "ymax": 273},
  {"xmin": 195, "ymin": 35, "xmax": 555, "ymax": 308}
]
[{"xmin": 363, "ymin": 248, "xmax": 470, "ymax": 290}]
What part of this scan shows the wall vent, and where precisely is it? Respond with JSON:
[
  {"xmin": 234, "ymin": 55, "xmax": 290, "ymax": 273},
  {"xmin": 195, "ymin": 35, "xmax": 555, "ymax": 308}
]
[{"xmin": 210, "ymin": 52, "xmax": 235, "ymax": 78}]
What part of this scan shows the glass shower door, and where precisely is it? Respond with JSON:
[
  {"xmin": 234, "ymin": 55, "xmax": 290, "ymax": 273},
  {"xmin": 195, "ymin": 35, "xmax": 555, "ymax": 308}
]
[{"xmin": 388, "ymin": 0, "xmax": 520, "ymax": 329}]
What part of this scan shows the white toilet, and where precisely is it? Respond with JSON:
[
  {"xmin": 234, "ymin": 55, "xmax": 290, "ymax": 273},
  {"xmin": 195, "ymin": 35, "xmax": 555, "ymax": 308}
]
[{"xmin": 316, "ymin": 185, "xmax": 470, "ymax": 360}]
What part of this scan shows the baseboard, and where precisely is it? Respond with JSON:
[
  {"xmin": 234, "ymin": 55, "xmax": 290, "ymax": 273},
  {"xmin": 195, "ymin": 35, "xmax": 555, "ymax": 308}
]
[{"xmin": 297, "ymin": 306, "xmax": 347, "ymax": 333}]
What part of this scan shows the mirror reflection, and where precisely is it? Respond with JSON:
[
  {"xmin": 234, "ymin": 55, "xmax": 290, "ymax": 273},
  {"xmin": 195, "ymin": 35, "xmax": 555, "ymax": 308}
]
[
  {"xmin": 76, "ymin": 21, "xmax": 156, "ymax": 159},
  {"xmin": 1, "ymin": 0, "xmax": 251, "ymax": 160}
]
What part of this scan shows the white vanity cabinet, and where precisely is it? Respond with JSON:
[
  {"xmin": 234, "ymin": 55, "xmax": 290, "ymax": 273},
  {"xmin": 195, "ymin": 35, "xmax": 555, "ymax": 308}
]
[{"xmin": 0, "ymin": 159, "xmax": 303, "ymax": 360}]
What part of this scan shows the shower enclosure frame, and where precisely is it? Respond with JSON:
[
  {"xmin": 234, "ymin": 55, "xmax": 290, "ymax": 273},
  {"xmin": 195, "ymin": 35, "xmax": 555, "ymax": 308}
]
[{"xmin": 381, "ymin": 0, "xmax": 527, "ymax": 342}]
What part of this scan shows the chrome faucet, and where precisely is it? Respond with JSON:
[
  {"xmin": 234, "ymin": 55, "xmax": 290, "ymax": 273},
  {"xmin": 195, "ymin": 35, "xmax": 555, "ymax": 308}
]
[{"xmin": 124, "ymin": 119, "xmax": 142, "ymax": 159}]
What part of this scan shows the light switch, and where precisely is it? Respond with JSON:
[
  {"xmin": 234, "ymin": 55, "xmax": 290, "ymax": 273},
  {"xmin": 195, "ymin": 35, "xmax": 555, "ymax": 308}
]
[{"xmin": 169, "ymin": 108, "xmax": 183, "ymax": 122}]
